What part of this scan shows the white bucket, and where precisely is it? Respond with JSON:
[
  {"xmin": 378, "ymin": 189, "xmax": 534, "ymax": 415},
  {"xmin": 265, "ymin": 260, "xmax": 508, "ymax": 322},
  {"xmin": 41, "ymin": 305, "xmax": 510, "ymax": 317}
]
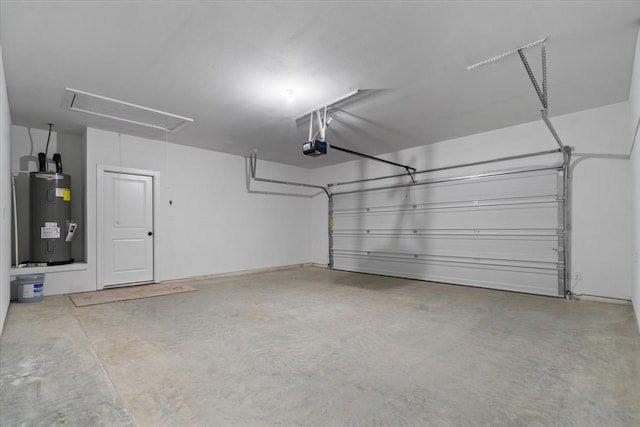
[{"xmin": 17, "ymin": 274, "xmax": 45, "ymax": 303}]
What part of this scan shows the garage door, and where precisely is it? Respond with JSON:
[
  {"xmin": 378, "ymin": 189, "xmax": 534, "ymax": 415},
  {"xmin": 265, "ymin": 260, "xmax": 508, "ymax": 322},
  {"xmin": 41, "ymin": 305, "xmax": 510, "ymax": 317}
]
[{"xmin": 330, "ymin": 166, "xmax": 566, "ymax": 296}]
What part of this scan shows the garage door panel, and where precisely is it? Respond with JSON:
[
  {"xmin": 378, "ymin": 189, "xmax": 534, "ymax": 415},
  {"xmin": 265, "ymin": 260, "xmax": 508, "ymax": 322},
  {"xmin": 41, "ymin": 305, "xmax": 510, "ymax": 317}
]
[
  {"xmin": 331, "ymin": 167, "xmax": 565, "ymax": 296},
  {"xmin": 335, "ymin": 170, "xmax": 561, "ymax": 210},
  {"xmin": 334, "ymin": 204, "xmax": 560, "ymax": 230},
  {"xmin": 332, "ymin": 234, "xmax": 560, "ymax": 263},
  {"xmin": 332, "ymin": 254, "xmax": 561, "ymax": 296}
]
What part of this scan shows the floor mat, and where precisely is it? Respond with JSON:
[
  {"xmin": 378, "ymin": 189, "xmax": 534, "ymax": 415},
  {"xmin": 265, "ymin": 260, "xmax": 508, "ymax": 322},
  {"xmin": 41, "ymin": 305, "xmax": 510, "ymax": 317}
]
[{"xmin": 68, "ymin": 283, "xmax": 196, "ymax": 307}]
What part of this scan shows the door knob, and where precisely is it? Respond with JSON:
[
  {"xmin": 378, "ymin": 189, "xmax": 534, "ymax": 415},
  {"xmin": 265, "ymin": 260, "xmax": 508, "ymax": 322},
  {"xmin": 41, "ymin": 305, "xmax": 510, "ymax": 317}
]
[{"xmin": 148, "ymin": 232, "xmax": 153, "ymax": 236}]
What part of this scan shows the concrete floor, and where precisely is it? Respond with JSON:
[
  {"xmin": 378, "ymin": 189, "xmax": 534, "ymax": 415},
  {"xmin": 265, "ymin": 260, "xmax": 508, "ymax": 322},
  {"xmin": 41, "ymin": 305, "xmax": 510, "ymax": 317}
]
[{"xmin": 1, "ymin": 267, "xmax": 639, "ymax": 426}]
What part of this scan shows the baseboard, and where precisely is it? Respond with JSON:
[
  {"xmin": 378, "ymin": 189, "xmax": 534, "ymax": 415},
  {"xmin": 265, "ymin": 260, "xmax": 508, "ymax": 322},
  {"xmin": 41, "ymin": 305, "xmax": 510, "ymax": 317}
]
[
  {"xmin": 166, "ymin": 263, "xmax": 316, "ymax": 284},
  {"xmin": 573, "ymin": 294, "xmax": 632, "ymax": 305}
]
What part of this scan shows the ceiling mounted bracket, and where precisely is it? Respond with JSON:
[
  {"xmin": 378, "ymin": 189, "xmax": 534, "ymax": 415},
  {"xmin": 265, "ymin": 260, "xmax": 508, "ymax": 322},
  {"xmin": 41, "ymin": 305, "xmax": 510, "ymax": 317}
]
[
  {"xmin": 466, "ymin": 38, "xmax": 546, "ymax": 70},
  {"xmin": 295, "ymin": 89, "xmax": 359, "ymax": 121},
  {"xmin": 307, "ymin": 106, "xmax": 332, "ymax": 143},
  {"xmin": 516, "ymin": 43, "xmax": 564, "ymax": 149},
  {"xmin": 303, "ymin": 104, "xmax": 417, "ymax": 182},
  {"xmin": 517, "ymin": 47, "xmax": 547, "ymax": 109},
  {"xmin": 467, "ymin": 38, "xmax": 565, "ymax": 150}
]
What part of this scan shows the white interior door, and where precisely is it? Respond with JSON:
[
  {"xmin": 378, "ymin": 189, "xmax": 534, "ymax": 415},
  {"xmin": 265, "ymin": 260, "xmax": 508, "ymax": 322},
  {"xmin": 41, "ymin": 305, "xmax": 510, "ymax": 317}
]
[{"xmin": 100, "ymin": 171, "xmax": 154, "ymax": 288}]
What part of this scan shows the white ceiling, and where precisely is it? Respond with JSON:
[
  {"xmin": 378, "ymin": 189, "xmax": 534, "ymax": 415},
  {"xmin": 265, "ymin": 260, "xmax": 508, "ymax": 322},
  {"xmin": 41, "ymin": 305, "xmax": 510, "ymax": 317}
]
[{"xmin": 1, "ymin": 1, "xmax": 639, "ymax": 168}]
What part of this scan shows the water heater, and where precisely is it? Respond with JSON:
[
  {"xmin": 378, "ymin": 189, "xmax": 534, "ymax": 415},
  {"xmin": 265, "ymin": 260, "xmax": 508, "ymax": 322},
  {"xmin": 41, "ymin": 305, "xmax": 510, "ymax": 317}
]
[{"xmin": 29, "ymin": 172, "xmax": 76, "ymax": 264}]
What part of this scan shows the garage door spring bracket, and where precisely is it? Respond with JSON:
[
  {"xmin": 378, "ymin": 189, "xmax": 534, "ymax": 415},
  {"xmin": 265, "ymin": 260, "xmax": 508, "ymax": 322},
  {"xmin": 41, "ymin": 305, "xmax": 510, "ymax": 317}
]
[
  {"xmin": 518, "ymin": 48, "xmax": 547, "ymax": 109},
  {"xmin": 467, "ymin": 38, "xmax": 566, "ymax": 150}
]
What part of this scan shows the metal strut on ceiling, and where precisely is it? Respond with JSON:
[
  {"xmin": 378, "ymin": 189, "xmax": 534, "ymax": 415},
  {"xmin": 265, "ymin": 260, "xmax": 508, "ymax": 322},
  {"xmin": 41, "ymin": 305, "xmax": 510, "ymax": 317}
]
[
  {"xmin": 468, "ymin": 38, "xmax": 567, "ymax": 152},
  {"xmin": 516, "ymin": 43, "xmax": 565, "ymax": 150}
]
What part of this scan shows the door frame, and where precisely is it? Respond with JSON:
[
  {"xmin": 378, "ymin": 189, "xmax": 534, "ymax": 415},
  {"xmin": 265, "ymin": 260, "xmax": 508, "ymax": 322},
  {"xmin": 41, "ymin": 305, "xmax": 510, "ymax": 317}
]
[{"xmin": 96, "ymin": 165, "xmax": 160, "ymax": 290}]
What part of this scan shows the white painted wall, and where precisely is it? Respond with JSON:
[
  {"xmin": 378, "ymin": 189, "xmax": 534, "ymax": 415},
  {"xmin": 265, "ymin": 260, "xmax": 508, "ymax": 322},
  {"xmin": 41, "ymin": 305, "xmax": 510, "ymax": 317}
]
[
  {"xmin": 88, "ymin": 128, "xmax": 313, "ymax": 282},
  {"xmin": 629, "ymin": 27, "xmax": 640, "ymax": 332},
  {"xmin": 27, "ymin": 127, "xmax": 313, "ymax": 295},
  {"xmin": 0, "ymin": 46, "xmax": 12, "ymax": 334},
  {"xmin": 312, "ymin": 102, "xmax": 634, "ymax": 300}
]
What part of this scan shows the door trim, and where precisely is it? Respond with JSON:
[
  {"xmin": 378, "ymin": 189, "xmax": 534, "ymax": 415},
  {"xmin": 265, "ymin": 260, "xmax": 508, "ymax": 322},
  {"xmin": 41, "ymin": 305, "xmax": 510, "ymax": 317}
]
[{"xmin": 96, "ymin": 165, "xmax": 160, "ymax": 290}]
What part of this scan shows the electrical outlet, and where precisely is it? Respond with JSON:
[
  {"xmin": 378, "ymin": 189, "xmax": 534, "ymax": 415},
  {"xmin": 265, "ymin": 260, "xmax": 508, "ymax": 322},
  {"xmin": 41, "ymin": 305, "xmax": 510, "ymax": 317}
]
[{"xmin": 574, "ymin": 272, "xmax": 582, "ymax": 280}]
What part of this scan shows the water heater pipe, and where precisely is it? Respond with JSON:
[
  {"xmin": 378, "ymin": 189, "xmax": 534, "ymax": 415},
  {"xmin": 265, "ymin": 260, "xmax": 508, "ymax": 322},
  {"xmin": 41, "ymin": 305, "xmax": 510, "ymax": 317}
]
[{"xmin": 43, "ymin": 123, "xmax": 53, "ymax": 167}]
